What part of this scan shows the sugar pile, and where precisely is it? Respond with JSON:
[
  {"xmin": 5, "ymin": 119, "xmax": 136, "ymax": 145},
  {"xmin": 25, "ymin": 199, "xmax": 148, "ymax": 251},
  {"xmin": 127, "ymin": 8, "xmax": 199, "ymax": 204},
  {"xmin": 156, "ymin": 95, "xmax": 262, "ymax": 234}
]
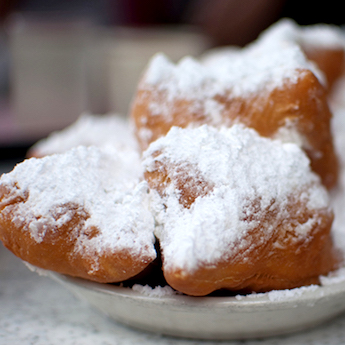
[{"xmin": 132, "ymin": 284, "xmax": 177, "ymax": 297}]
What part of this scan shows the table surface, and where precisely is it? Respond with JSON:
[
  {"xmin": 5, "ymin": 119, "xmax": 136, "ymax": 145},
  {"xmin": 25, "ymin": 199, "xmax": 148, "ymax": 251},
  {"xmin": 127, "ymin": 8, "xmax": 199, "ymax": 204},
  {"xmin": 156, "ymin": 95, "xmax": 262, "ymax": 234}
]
[{"xmin": 2, "ymin": 161, "xmax": 345, "ymax": 345}]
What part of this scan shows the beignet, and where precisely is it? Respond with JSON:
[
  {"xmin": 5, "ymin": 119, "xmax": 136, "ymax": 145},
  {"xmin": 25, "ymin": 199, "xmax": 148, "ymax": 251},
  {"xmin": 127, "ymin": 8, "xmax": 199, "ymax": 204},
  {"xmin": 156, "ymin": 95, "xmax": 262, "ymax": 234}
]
[
  {"xmin": 0, "ymin": 145, "xmax": 156, "ymax": 283},
  {"xmin": 143, "ymin": 125, "xmax": 339, "ymax": 296}
]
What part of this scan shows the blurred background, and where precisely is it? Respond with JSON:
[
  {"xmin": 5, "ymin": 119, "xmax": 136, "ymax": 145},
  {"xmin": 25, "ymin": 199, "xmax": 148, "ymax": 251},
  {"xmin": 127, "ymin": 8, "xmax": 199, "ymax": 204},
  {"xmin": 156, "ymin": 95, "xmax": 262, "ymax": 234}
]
[{"xmin": 0, "ymin": 0, "xmax": 344, "ymax": 164}]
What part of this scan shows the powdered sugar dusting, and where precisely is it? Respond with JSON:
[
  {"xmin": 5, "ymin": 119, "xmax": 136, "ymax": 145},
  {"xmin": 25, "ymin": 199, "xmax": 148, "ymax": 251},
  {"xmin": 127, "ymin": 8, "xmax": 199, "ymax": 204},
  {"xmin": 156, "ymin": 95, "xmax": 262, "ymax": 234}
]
[
  {"xmin": 258, "ymin": 18, "xmax": 345, "ymax": 51},
  {"xmin": 142, "ymin": 41, "xmax": 312, "ymax": 104},
  {"xmin": 320, "ymin": 268, "xmax": 345, "ymax": 286},
  {"xmin": 235, "ymin": 284, "xmax": 319, "ymax": 302},
  {"xmin": 267, "ymin": 284, "xmax": 319, "ymax": 302},
  {"xmin": 132, "ymin": 284, "xmax": 177, "ymax": 297},
  {"xmin": 29, "ymin": 113, "xmax": 138, "ymax": 157},
  {"xmin": 136, "ymin": 19, "xmax": 326, "ymax": 136},
  {"xmin": 273, "ymin": 119, "xmax": 311, "ymax": 149},
  {"xmin": 143, "ymin": 124, "xmax": 330, "ymax": 273},
  {"xmin": 202, "ymin": 42, "xmax": 316, "ymax": 96},
  {"xmin": 0, "ymin": 145, "xmax": 156, "ymax": 264},
  {"xmin": 141, "ymin": 18, "xmax": 324, "ymax": 104}
]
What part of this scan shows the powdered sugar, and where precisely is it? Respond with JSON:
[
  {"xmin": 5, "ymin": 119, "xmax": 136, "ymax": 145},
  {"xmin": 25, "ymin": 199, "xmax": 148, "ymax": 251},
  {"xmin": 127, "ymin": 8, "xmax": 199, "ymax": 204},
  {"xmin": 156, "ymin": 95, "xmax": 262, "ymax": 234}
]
[
  {"xmin": 0, "ymin": 145, "xmax": 156, "ymax": 264},
  {"xmin": 201, "ymin": 42, "xmax": 318, "ymax": 96},
  {"xmin": 257, "ymin": 18, "xmax": 345, "ymax": 51},
  {"xmin": 234, "ymin": 284, "xmax": 320, "ymax": 302},
  {"xmin": 29, "ymin": 113, "xmax": 139, "ymax": 157},
  {"xmin": 143, "ymin": 124, "xmax": 330, "ymax": 273},
  {"xmin": 320, "ymin": 268, "xmax": 345, "ymax": 286},
  {"xmin": 140, "ymin": 18, "xmax": 325, "ymax": 111},
  {"xmin": 266, "ymin": 284, "xmax": 320, "ymax": 302},
  {"xmin": 131, "ymin": 284, "xmax": 177, "ymax": 297},
  {"xmin": 272, "ymin": 119, "xmax": 311, "ymax": 149},
  {"xmin": 142, "ymin": 42, "xmax": 312, "ymax": 107}
]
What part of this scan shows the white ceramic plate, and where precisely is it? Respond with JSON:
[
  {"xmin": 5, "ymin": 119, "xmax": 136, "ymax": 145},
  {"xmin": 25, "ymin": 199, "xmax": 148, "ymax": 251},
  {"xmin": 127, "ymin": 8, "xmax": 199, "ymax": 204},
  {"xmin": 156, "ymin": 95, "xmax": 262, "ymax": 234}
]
[{"xmin": 46, "ymin": 270, "xmax": 345, "ymax": 340}]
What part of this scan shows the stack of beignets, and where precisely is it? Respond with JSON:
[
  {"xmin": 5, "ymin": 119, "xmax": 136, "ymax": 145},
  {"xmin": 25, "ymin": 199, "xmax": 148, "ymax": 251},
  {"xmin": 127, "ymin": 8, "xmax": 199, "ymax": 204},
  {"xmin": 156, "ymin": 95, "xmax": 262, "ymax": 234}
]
[
  {"xmin": 131, "ymin": 19, "xmax": 344, "ymax": 189},
  {"xmin": 0, "ymin": 19, "xmax": 343, "ymax": 296}
]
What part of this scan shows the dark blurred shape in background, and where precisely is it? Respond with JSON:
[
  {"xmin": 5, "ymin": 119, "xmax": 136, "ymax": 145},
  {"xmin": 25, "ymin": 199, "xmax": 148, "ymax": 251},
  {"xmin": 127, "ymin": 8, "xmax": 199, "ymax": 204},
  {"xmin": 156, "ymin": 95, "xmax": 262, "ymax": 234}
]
[
  {"xmin": 191, "ymin": 0, "xmax": 345, "ymax": 47},
  {"xmin": 190, "ymin": 0, "xmax": 286, "ymax": 47},
  {"xmin": 0, "ymin": 0, "xmax": 344, "ymax": 162}
]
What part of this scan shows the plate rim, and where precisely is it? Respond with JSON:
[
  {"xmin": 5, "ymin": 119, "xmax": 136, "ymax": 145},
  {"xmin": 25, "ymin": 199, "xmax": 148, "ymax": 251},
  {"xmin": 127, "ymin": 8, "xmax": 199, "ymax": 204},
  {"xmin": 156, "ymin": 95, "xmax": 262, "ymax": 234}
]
[
  {"xmin": 48, "ymin": 269, "xmax": 345, "ymax": 310},
  {"xmin": 35, "ymin": 267, "xmax": 345, "ymax": 340}
]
